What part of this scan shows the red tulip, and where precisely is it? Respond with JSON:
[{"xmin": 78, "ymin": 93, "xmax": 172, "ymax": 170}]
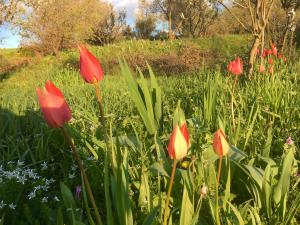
[
  {"xmin": 262, "ymin": 49, "xmax": 268, "ymax": 58},
  {"xmin": 213, "ymin": 129, "xmax": 229, "ymax": 157},
  {"xmin": 267, "ymin": 49, "xmax": 272, "ymax": 55},
  {"xmin": 259, "ymin": 64, "xmax": 265, "ymax": 73},
  {"xmin": 36, "ymin": 81, "xmax": 72, "ymax": 128},
  {"xmin": 268, "ymin": 58, "xmax": 273, "ymax": 65},
  {"xmin": 168, "ymin": 125, "xmax": 189, "ymax": 160},
  {"xmin": 271, "ymin": 44, "xmax": 277, "ymax": 56},
  {"xmin": 79, "ymin": 45, "xmax": 104, "ymax": 84},
  {"xmin": 268, "ymin": 66, "xmax": 274, "ymax": 74},
  {"xmin": 278, "ymin": 53, "xmax": 282, "ymax": 59},
  {"xmin": 228, "ymin": 57, "xmax": 243, "ymax": 76},
  {"xmin": 283, "ymin": 56, "xmax": 287, "ymax": 62}
]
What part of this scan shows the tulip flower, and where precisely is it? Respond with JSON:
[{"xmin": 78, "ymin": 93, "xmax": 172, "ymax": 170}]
[
  {"xmin": 228, "ymin": 57, "xmax": 243, "ymax": 76},
  {"xmin": 268, "ymin": 66, "xmax": 274, "ymax": 74},
  {"xmin": 36, "ymin": 80, "xmax": 72, "ymax": 128},
  {"xmin": 267, "ymin": 49, "xmax": 272, "ymax": 55},
  {"xmin": 283, "ymin": 56, "xmax": 287, "ymax": 62},
  {"xmin": 271, "ymin": 44, "xmax": 277, "ymax": 56},
  {"xmin": 213, "ymin": 129, "xmax": 229, "ymax": 157},
  {"xmin": 268, "ymin": 58, "xmax": 273, "ymax": 65},
  {"xmin": 278, "ymin": 53, "xmax": 282, "ymax": 59},
  {"xmin": 79, "ymin": 45, "xmax": 104, "ymax": 84},
  {"xmin": 262, "ymin": 49, "xmax": 268, "ymax": 58},
  {"xmin": 168, "ymin": 124, "xmax": 189, "ymax": 160},
  {"xmin": 259, "ymin": 64, "xmax": 265, "ymax": 73}
]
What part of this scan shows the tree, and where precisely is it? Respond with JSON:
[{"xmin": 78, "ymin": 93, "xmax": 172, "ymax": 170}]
[
  {"xmin": 135, "ymin": 16, "xmax": 156, "ymax": 39},
  {"xmin": 18, "ymin": 0, "xmax": 108, "ymax": 54},
  {"xmin": 217, "ymin": 0, "xmax": 276, "ymax": 76},
  {"xmin": 280, "ymin": 0, "xmax": 300, "ymax": 54},
  {"xmin": 181, "ymin": 0, "xmax": 219, "ymax": 37},
  {"xmin": 89, "ymin": 4, "xmax": 127, "ymax": 45}
]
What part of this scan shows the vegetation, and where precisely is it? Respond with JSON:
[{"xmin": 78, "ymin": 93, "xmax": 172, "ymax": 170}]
[{"xmin": 0, "ymin": 37, "xmax": 300, "ymax": 224}]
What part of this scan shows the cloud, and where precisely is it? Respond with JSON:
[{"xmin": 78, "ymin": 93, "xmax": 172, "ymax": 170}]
[{"xmin": 105, "ymin": 0, "xmax": 139, "ymax": 25}]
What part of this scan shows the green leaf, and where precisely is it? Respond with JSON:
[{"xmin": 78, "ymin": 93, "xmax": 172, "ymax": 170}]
[
  {"xmin": 179, "ymin": 171, "xmax": 194, "ymax": 225},
  {"xmin": 227, "ymin": 201, "xmax": 245, "ymax": 225},
  {"xmin": 273, "ymin": 149, "xmax": 294, "ymax": 205},
  {"xmin": 142, "ymin": 206, "xmax": 159, "ymax": 225}
]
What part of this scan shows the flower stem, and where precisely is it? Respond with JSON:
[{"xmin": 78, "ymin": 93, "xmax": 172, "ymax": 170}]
[
  {"xmin": 163, "ymin": 159, "xmax": 177, "ymax": 225},
  {"xmin": 215, "ymin": 156, "xmax": 222, "ymax": 225},
  {"xmin": 94, "ymin": 83, "xmax": 114, "ymax": 225},
  {"xmin": 62, "ymin": 127, "xmax": 103, "ymax": 225}
]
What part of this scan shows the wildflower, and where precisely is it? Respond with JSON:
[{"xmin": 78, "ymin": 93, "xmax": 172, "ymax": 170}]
[
  {"xmin": 268, "ymin": 58, "xmax": 273, "ymax": 65},
  {"xmin": 54, "ymin": 196, "xmax": 60, "ymax": 202},
  {"xmin": 79, "ymin": 45, "xmax": 104, "ymax": 84},
  {"xmin": 227, "ymin": 57, "xmax": 243, "ymax": 76},
  {"xmin": 168, "ymin": 125, "xmax": 189, "ymax": 160},
  {"xmin": 200, "ymin": 185, "xmax": 208, "ymax": 198},
  {"xmin": 41, "ymin": 197, "xmax": 48, "ymax": 203},
  {"xmin": 75, "ymin": 186, "xmax": 82, "ymax": 199},
  {"xmin": 0, "ymin": 200, "xmax": 6, "ymax": 209},
  {"xmin": 268, "ymin": 66, "xmax": 274, "ymax": 74},
  {"xmin": 278, "ymin": 53, "xmax": 282, "ymax": 59},
  {"xmin": 36, "ymin": 81, "xmax": 72, "ymax": 128},
  {"xmin": 41, "ymin": 162, "xmax": 48, "ymax": 170},
  {"xmin": 271, "ymin": 44, "xmax": 277, "ymax": 56},
  {"xmin": 9, "ymin": 203, "xmax": 16, "ymax": 210},
  {"xmin": 286, "ymin": 137, "xmax": 294, "ymax": 145},
  {"xmin": 259, "ymin": 64, "xmax": 265, "ymax": 73},
  {"xmin": 213, "ymin": 129, "xmax": 230, "ymax": 157},
  {"xmin": 28, "ymin": 191, "xmax": 36, "ymax": 200}
]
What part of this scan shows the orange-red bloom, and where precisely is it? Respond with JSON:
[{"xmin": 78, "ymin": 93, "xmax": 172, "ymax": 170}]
[
  {"xmin": 213, "ymin": 129, "xmax": 229, "ymax": 157},
  {"xmin": 259, "ymin": 64, "xmax": 265, "ymax": 73},
  {"xmin": 268, "ymin": 58, "xmax": 273, "ymax": 65},
  {"xmin": 268, "ymin": 66, "xmax": 274, "ymax": 74},
  {"xmin": 36, "ymin": 81, "xmax": 72, "ymax": 128},
  {"xmin": 79, "ymin": 45, "xmax": 104, "ymax": 84},
  {"xmin": 227, "ymin": 57, "xmax": 243, "ymax": 76},
  {"xmin": 278, "ymin": 53, "xmax": 282, "ymax": 59},
  {"xmin": 271, "ymin": 44, "xmax": 277, "ymax": 56},
  {"xmin": 168, "ymin": 124, "xmax": 190, "ymax": 160}
]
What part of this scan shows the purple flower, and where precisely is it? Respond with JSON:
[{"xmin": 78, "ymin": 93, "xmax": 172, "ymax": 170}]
[
  {"xmin": 75, "ymin": 185, "xmax": 82, "ymax": 199},
  {"xmin": 286, "ymin": 137, "xmax": 294, "ymax": 145}
]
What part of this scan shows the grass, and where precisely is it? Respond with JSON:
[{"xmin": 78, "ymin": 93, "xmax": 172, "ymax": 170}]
[{"xmin": 0, "ymin": 37, "xmax": 299, "ymax": 224}]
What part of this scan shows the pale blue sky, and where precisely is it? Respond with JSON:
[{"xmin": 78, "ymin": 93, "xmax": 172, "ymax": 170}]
[{"xmin": 0, "ymin": 0, "xmax": 138, "ymax": 48}]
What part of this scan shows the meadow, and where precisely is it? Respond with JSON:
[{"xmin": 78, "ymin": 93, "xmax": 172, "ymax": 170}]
[{"xmin": 0, "ymin": 36, "xmax": 300, "ymax": 225}]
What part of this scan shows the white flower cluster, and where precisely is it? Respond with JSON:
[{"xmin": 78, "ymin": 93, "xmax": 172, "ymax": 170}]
[{"xmin": 0, "ymin": 161, "xmax": 58, "ymax": 211}]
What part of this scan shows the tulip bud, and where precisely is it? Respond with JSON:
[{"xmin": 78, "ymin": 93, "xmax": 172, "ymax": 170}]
[
  {"xmin": 200, "ymin": 185, "xmax": 208, "ymax": 198},
  {"xmin": 259, "ymin": 64, "xmax": 265, "ymax": 73},
  {"xmin": 271, "ymin": 44, "xmax": 277, "ymax": 56},
  {"xmin": 79, "ymin": 45, "xmax": 104, "ymax": 84},
  {"xmin": 213, "ymin": 129, "xmax": 229, "ymax": 157},
  {"xmin": 36, "ymin": 81, "xmax": 72, "ymax": 128},
  {"xmin": 268, "ymin": 66, "xmax": 274, "ymax": 74},
  {"xmin": 168, "ymin": 125, "xmax": 189, "ymax": 160},
  {"xmin": 227, "ymin": 57, "xmax": 243, "ymax": 76},
  {"xmin": 278, "ymin": 53, "xmax": 282, "ymax": 59},
  {"xmin": 268, "ymin": 58, "xmax": 273, "ymax": 65}
]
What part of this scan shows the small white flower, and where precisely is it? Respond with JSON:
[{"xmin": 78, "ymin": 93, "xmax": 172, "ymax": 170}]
[
  {"xmin": 68, "ymin": 173, "xmax": 75, "ymax": 179},
  {"xmin": 41, "ymin": 197, "xmax": 48, "ymax": 203},
  {"xmin": 28, "ymin": 191, "xmax": 36, "ymax": 200},
  {"xmin": 0, "ymin": 200, "xmax": 6, "ymax": 209},
  {"xmin": 17, "ymin": 160, "xmax": 24, "ymax": 166},
  {"xmin": 9, "ymin": 203, "xmax": 16, "ymax": 210},
  {"xmin": 41, "ymin": 162, "xmax": 48, "ymax": 170},
  {"xmin": 71, "ymin": 165, "xmax": 78, "ymax": 171},
  {"xmin": 54, "ymin": 196, "xmax": 60, "ymax": 202}
]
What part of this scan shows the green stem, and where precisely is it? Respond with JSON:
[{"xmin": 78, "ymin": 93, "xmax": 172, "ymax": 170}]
[
  {"xmin": 62, "ymin": 127, "xmax": 103, "ymax": 225},
  {"xmin": 231, "ymin": 76, "xmax": 238, "ymax": 132},
  {"xmin": 215, "ymin": 156, "xmax": 222, "ymax": 225},
  {"xmin": 163, "ymin": 159, "xmax": 177, "ymax": 225},
  {"xmin": 94, "ymin": 83, "xmax": 114, "ymax": 225}
]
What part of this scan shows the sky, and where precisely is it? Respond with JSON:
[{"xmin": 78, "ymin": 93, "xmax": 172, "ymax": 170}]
[{"xmin": 0, "ymin": 0, "xmax": 139, "ymax": 49}]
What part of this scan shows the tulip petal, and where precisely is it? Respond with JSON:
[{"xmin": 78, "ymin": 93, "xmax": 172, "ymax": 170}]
[
  {"xmin": 180, "ymin": 123, "xmax": 190, "ymax": 148},
  {"xmin": 174, "ymin": 128, "xmax": 188, "ymax": 160},
  {"xmin": 45, "ymin": 80, "xmax": 64, "ymax": 98},
  {"xmin": 79, "ymin": 45, "xmax": 104, "ymax": 84}
]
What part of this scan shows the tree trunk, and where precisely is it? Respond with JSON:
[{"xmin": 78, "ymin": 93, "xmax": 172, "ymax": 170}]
[
  {"xmin": 248, "ymin": 35, "xmax": 261, "ymax": 78},
  {"xmin": 281, "ymin": 7, "xmax": 296, "ymax": 54},
  {"xmin": 168, "ymin": 10, "xmax": 174, "ymax": 40}
]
